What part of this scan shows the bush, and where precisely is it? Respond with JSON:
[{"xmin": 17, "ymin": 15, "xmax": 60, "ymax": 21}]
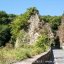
[
  {"xmin": 15, "ymin": 30, "xmax": 29, "ymax": 48},
  {"xmin": 35, "ymin": 34, "xmax": 49, "ymax": 48},
  {"xmin": 0, "ymin": 41, "xmax": 48, "ymax": 64}
]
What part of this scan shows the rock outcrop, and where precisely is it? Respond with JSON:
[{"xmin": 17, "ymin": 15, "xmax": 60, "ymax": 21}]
[
  {"xmin": 28, "ymin": 13, "xmax": 41, "ymax": 44},
  {"xmin": 43, "ymin": 23, "xmax": 54, "ymax": 43},
  {"xmin": 58, "ymin": 16, "xmax": 64, "ymax": 48},
  {"xmin": 15, "ymin": 12, "xmax": 54, "ymax": 48},
  {"xmin": 28, "ymin": 13, "xmax": 54, "ymax": 45}
]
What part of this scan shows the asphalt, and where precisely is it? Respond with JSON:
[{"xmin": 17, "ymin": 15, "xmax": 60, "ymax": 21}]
[{"xmin": 53, "ymin": 49, "xmax": 64, "ymax": 64}]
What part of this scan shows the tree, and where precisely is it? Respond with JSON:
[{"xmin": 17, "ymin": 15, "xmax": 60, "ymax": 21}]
[
  {"xmin": 49, "ymin": 16, "xmax": 61, "ymax": 30},
  {"xmin": 0, "ymin": 11, "xmax": 15, "ymax": 47},
  {"xmin": 0, "ymin": 25, "xmax": 11, "ymax": 46},
  {"xmin": 0, "ymin": 11, "xmax": 8, "ymax": 18},
  {"xmin": 41, "ymin": 15, "xmax": 61, "ymax": 30}
]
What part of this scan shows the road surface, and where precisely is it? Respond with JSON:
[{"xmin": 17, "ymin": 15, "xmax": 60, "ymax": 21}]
[{"xmin": 53, "ymin": 49, "xmax": 64, "ymax": 64}]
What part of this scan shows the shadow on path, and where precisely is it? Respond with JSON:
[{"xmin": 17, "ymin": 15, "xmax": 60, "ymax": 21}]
[{"xmin": 48, "ymin": 49, "xmax": 54, "ymax": 64}]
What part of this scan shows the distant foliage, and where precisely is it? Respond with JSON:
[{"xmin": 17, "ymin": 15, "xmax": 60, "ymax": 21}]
[
  {"xmin": 41, "ymin": 16, "xmax": 61, "ymax": 30},
  {"xmin": 0, "ymin": 11, "xmax": 8, "ymax": 18},
  {"xmin": 0, "ymin": 11, "xmax": 16, "ymax": 24},
  {"xmin": 0, "ymin": 25, "xmax": 11, "ymax": 46},
  {"xmin": 41, "ymin": 15, "xmax": 51, "ymax": 22},
  {"xmin": 0, "ymin": 11, "xmax": 16, "ymax": 46},
  {"xmin": 49, "ymin": 16, "xmax": 61, "ymax": 30}
]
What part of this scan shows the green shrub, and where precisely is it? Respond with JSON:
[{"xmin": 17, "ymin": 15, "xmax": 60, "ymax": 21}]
[
  {"xmin": 35, "ymin": 34, "xmax": 49, "ymax": 48},
  {"xmin": 0, "ymin": 42, "xmax": 48, "ymax": 64}
]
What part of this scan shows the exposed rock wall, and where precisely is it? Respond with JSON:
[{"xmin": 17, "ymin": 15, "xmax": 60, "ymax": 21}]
[
  {"xmin": 15, "ymin": 13, "xmax": 54, "ymax": 47},
  {"xmin": 15, "ymin": 13, "xmax": 41, "ymax": 47},
  {"xmin": 58, "ymin": 17, "xmax": 64, "ymax": 48},
  {"xmin": 43, "ymin": 23, "xmax": 54, "ymax": 44},
  {"xmin": 28, "ymin": 13, "xmax": 54, "ymax": 44},
  {"xmin": 44, "ymin": 23, "xmax": 54, "ymax": 39},
  {"xmin": 28, "ymin": 13, "xmax": 40, "ymax": 44}
]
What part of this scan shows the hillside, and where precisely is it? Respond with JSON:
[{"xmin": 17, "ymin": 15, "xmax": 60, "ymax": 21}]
[{"xmin": 0, "ymin": 7, "xmax": 63, "ymax": 64}]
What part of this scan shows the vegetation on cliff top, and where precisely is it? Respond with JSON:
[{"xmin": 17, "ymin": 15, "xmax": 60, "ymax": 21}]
[{"xmin": 10, "ymin": 7, "xmax": 39, "ymax": 41}]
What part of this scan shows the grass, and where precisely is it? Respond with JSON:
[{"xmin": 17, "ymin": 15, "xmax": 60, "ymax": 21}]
[{"xmin": 0, "ymin": 44, "xmax": 48, "ymax": 64}]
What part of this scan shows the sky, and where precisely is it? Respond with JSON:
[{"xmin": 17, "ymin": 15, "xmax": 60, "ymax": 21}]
[{"xmin": 0, "ymin": 0, "xmax": 64, "ymax": 16}]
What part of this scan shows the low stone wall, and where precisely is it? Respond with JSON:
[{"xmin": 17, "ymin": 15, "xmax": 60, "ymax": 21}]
[
  {"xmin": 32, "ymin": 49, "xmax": 52, "ymax": 64},
  {"xmin": 13, "ymin": 49, "xmax": 52, "ymax": 64}
]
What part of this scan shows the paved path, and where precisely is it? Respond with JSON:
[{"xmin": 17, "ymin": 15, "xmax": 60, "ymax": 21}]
[{"xmin": 53, "ymin": 49, "xmax": 64, "ymax": 64}]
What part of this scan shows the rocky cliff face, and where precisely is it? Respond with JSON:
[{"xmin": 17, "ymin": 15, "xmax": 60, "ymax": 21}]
[
  {"xmin": 28, "ymin": 13, "xmax": 54, "ymax": 45},
  {"xmin": 58, "ymin": 17, "xmax": 64, "ymax": 48},
  {"xmin": 28, "ymin": 13, "xmax": 40, "ymax": 44},
  {"xmin": 43, "ymin": 23, "xmax": 54, "ymax": 43},
  {"xmin": 15, "ymin": 13, "xmax": 54, "ymax": 48}
]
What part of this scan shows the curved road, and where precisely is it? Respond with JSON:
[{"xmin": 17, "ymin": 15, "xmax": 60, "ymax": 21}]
[{"xmin": 53, "ymin": 49, "xmax": 64, "ymax": 64}]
